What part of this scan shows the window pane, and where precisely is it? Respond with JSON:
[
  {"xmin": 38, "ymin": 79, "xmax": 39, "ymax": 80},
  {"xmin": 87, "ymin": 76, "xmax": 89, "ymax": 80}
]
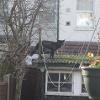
[
  {"xmin": 81, "ymin": 77, "xmax": 87, "ymax": 93},
  {"xmin": 76, "ymin": 12, "xmax": 94, "ymax": 28},
  {"xmin": 82, "ymin": 84, "xmax": 87, "ymax": 93},
  {"xmin": 60, "ymin": 73, "xmax": 72, "ymax": 92},
  {"xmin": 47, "ymin": 83, "xmax": 58, "ymax": 91},
  {"xmin": 60, "ymin": 73, "xmax": 72, "ymax": 82},
  {"xmin": 60, "ymin": 83, "xmax": 72, "ymax": 92},
  {"xmin": 77, "ymin": 0, "xmax": 93, "ymax": 11},
  {"xmin": 48, "ymin": 73, "xmax": 59, "ymax": 82}
]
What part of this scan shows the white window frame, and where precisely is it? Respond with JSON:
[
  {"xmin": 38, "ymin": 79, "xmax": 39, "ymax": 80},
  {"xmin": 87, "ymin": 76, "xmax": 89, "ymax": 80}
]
[
  {"xmin": 76, "ymin": 0, "xmax": 94, "ymax": 30},
  {"xmin": 77, "ymin": 0, "xmax": 94, "ymax": 11},
  {"xmin": 45, "ymin": 70, "xmax": 88, "ymax": 96},
  {"xmin": 81, "ymin": 76, "xmax": 88, "ymax": 96}
]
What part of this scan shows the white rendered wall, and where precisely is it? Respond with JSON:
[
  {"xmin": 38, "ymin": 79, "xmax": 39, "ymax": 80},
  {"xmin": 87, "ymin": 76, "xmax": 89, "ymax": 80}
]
[{"xmin": 59, "ymin": 0, "xmax": 100, "ymax": 42}]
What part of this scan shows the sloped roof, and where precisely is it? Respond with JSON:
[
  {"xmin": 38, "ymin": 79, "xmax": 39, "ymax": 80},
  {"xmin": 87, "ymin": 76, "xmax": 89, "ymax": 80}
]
[
  {"xmin": 58, "ymin": 41, "xmax": 99, "ymax": 55},
  {"xmin": 32, "ymin": 58, "xmax": 80, "ymax": 68},
  {"xmin": 32, "ymin": 41, "xmax": 97, "ymax": 68}
]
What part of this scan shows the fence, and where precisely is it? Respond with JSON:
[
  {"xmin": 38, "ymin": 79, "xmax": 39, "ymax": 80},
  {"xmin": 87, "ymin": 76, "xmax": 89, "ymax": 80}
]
[
  {"xmin": 3, "ymin": 74, "xmax": 16, "ymax": 100},
  {"xmin": 0, "ymin": 82, "xmax": 8, "ymax": 100}
]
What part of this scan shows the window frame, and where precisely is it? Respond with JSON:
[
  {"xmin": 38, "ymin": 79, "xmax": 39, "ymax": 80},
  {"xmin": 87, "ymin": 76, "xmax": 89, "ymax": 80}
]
[
  {"xmin": 77, "ymin": 0, "xmax": 94, "ymax": 11},
  {"xmin": 76, "ymin": 0, "xmax": 94, "ymax": 30},
  {"xmin": 81, "ymin": 76, "xmax": 88, "ymax": 95},
  {"xmin": 45, "ymin": 70, "xmax": 88, "ymax": 96},
  {"xmin": 45, "ymin": 71, "xmax": 74, "ymax": 96}
]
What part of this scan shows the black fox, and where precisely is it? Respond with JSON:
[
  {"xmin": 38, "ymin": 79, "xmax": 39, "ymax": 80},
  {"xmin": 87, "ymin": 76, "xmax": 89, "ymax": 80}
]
[{"xmin": 29, "ymin": 40, "xmax": 65, "ymax": 58}]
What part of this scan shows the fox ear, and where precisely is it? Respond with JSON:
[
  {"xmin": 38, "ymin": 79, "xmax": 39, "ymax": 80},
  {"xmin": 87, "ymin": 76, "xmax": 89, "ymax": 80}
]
[
  {"xmin": 58, "ymin": 40, "xmax": 65, "ymax": 42},
  {"xmin": 62, "ymin": 40, "xmax": 65, "ymax": 43}
]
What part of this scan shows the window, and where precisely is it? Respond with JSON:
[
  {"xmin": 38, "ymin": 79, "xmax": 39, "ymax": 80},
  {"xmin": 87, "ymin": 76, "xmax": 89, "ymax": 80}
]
[
  {"xmin": 77, "ymin": 0, "xmax": 93, "ymax": 11},
  {"xmin": 45, "ymin": 70, "xmax": 88, "ymax": 96},
  {"xmin": 77, "ymin": 12, "xmax": 94, "ymax": 28},
  {"xmin": 76, "ymin": 0, "xmax": 94, "ymax": 29},
  {"xmin": 66, "ymin": 21, "xmax": 71, "ymax": 26},
  {"xmin": 47, "ymin": 73, "xmax": 59, "ymax": 92},
  {"xmin": 60, "ymin": 73, "xmax": 72, "ymax": 92},
  {"xmin": 47, "ymin": 72, "xmax": 73, "ymax": 93}
]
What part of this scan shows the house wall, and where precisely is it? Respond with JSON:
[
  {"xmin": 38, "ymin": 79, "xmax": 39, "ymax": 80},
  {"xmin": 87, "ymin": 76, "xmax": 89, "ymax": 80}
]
[{"xmin": 59, "ymin": 0, "xmax": 100, "ymax": 42}]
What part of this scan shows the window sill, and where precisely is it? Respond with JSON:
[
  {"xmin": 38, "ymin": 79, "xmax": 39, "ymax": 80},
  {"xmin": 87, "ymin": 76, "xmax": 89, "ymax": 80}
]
[
  {"xmin": 45, "ymin": 92, "xmax": 88, "ymax": 97},
  {"xmin": 80, "ymin": 93, "xmax": 88, "ymax": 96},
  {"xmin": 74, "ymin": 27, "xmax": 94, "ymax": 31}
]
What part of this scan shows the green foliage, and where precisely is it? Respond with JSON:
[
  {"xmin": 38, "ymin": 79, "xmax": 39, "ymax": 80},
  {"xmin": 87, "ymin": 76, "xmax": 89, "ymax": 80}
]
[
  {"xmin": 55, "ymin": 54, "xmax": 88, "ymax": 63},
  {"xmin": 56, "ymin": 54, "xmax": 100, "ymax": 68},
  {"xmin": 0, "ymin": 63, "xmax": 15, "ymax": 80},
  {"xmin": 86, "ymin": 52, "xmax": 100, "ymax": 68},
  {"xmin": 94, "ymin": 63, "xmax": 100, "ymax": 68}
]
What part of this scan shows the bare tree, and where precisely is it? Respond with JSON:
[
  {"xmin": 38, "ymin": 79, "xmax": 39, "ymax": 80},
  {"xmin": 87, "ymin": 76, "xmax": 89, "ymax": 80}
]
[
  {"xmin": 0, "ymin": 0, "xmax": 58, "ymax": 67},
  {"xmin": 0, "ymin": 0, "xmax": 44, "ymax": 99},
  {"xmin": 0, "ymin": 0, "xmax": 58, "ymax": 99},
  {"xmin": 0, "ymin": 0, "xmax": 44, "ymax": 67}
]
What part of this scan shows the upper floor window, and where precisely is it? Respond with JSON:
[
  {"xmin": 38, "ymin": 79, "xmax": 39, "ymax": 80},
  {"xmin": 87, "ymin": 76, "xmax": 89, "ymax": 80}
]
[
  {"xmin": 76, "ymin": 0, "xmax": 94, "ymax": 29},
  {"xmin": 77, "ymin": 0, "xmax": 93, "ymax": 11},
  {"xmin": 76, "ymin": 12, "xmax": 94, "ymax": 28}
]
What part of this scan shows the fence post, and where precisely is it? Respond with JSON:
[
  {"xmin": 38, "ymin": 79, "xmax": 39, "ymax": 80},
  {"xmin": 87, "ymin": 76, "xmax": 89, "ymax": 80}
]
[
  {"xmin": 0, "ymin": 81, "xmax": 8, "ymax": 100},
  {"xmin": 4, "ymin": 74, "xmax": 16, "ymax": 100}
]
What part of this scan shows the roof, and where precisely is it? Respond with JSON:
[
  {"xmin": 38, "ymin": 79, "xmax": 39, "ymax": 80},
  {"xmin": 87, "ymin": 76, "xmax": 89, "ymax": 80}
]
[
  {"xmin": 32, "ymin": 41, "xmax": 97, "ymax": 68},
  {"xmin": 32, "ymin": 57, "xmax": 80, "ymax": 67},
  {"xmin": 58, "ymin": 41, "xmax": 99, "ymax": 55}
]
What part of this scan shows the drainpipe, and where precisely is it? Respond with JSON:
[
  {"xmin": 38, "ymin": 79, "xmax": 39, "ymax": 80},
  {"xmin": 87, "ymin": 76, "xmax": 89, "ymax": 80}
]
[
  {"xmin": 38, "ymin": 27, "xmax": 42, "ymax": 59},
  {"xmin": 57, "ymin": 0, "xmax": 59, "ymax": 41}
]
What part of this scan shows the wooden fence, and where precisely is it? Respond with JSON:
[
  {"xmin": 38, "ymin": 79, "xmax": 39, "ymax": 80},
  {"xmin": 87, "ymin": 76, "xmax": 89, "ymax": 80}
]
[
  {"xmin": 0, "ymin": 82, "xmax": 8, "ymax": 100},
  {"xmin": 3, "ymin": 74, "xmax": 16, "ymax": 100}
]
